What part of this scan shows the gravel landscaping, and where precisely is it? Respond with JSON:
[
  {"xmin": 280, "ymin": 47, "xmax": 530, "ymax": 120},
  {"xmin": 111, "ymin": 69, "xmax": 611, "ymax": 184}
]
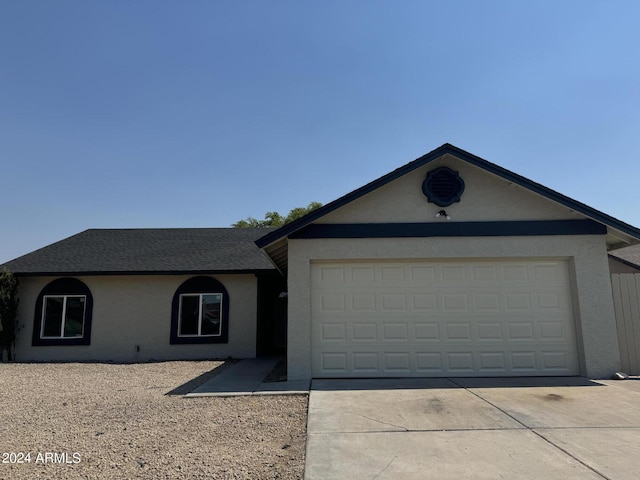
[{"xmin": 0, "ymin": 361, "xmax": 307, "ymax": 479}]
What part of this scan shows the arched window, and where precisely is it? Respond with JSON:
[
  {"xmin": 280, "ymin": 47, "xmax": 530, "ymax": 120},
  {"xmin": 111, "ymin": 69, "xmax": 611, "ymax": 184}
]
[
  {"xmin": 32, "ymin": 278, "xmax": 93, "ymax": 346},
  {"xmin": 170, "ymin": 276, "xmax": 229, "ymax": 344}
]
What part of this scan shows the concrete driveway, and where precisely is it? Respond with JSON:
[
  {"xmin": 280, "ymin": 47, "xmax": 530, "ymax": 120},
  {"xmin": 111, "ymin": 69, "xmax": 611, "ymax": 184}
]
[{"xmin": 305, "ymin": 377, "xmax": 640, "ymax": 479}]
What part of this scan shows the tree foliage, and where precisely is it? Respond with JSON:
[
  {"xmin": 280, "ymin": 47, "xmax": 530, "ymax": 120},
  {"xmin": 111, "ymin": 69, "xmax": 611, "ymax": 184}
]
[
  {"xmin": 0, "ymin": 269, "xmax": 19, "ymax": 361},
  {"xmin": 233, "ymin": 201, "xmax": 322, "ymax": 228}
]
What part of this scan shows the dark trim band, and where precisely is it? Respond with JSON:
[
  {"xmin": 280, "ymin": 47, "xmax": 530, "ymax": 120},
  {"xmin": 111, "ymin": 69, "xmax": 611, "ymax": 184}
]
[
  {"xmin": 289, "ymin": 220, "xmax": 606, "ymax": 239},
  {"xmin": 255, "ymin": 143, "xmax": 640, "ymax": 248},
  {"xmin": 608, "ymin": 254, "xmax": 640, "ymax": 271},
  {"xmin": 12, "ymin": 268, "xmax": 277, "ymax": 278}
]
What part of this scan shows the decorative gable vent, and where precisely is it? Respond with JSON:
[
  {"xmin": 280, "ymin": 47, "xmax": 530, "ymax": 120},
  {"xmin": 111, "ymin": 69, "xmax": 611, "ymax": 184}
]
[{"xmin": 422, "ymin": 167, "xmax": 465, "ymax": 207}]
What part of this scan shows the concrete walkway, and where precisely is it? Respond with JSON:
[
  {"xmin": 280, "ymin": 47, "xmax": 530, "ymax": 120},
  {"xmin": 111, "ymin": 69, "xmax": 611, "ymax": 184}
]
[
  {"xmin": 185, "ymin": 357, "xmax": 310, "ymax": 397},
  {"xmin": 305, "ymin": 377, "xmax": 640, "ymax": 480}
]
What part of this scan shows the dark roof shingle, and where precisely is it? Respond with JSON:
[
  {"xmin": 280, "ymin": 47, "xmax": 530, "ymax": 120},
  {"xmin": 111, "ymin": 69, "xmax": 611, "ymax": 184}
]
[
  {"xmin": 1, "ymin": 228, "xmax": 277, "ymax": 275},
  {"xmin": 609, "ymin": 245, "xmax": 640, "ymax": 269}
]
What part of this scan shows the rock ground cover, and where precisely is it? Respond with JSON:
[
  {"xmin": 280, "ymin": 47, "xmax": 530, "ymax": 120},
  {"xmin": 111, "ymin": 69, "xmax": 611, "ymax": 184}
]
[{"xmin": 0, "ymin": 361, "xmax": 307, "ymax": 479}]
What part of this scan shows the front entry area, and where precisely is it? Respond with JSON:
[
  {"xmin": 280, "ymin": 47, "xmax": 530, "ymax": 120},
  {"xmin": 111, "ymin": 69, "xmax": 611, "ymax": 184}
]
[{"xmin": 311, "ymin": 259, "xmax": 580, "ymax": 377}]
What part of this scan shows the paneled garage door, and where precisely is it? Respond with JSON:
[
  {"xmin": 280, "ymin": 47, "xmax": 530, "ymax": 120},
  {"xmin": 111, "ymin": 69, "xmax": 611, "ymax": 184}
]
[{"xmin": 311, "ymin": 260, "xmax": 580, "ymax": 377}]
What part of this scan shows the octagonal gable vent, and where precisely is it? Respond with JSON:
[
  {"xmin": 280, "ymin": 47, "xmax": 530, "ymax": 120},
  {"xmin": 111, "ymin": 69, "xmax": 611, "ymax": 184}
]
[{"xmin": 422, "ymin": 167, "xmax": 465, "ymax": 207}]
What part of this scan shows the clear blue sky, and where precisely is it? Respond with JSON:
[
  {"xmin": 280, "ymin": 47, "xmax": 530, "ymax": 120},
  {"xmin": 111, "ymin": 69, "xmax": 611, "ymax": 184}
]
[{"xmin": 2, "ymin": 1, "xmax": 640, "ymax": 263}]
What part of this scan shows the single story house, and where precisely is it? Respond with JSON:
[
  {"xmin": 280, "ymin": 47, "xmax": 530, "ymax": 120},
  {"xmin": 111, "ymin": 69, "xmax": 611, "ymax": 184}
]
[
  {"xmin": 4, "ymin": 144, "xmax": 640, "ymax": 380},
  {"xmin": 2, "ymin": 229, "xmax": 287, "ymax": 361}
]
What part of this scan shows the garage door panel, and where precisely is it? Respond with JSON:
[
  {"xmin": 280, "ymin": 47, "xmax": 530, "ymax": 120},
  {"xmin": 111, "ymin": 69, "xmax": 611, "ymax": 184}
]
[
  {"xmin": 383, "ymin": 323, "xmax": 409, "ymax": 341},
  {"xmin": 414, "ymin": 322, "xmax": 441, "ymax": 341},
  {"xmin": 352, "ymin": 294, "xmax": 376, "ymax": 311},
  {"xmin": 505, "ymin": 293, "xmax": 533, "ymax": 310},
  {"xmin": 313, "ymin": 316, "xmax": 576, "ymax": 346},
  {"xmin": 313, "ymin": 346, "xmax": 579, "ymax": 377},
  {"xmin": 412, "ymin": 293, "xmax": 439, "ymax": 310},
  {"xmin": 416, "ymin": 352, "xmax": 443, "ymax": 372},
  {"xmin": 316, "ymin": 266, "xmax": 346, "ymax": 285},
  {"xmin": 381, "ymin": 266, "xmax": 406, "ymax": 283},
  {"xmin": 352, "ymin": 266, "xmax": 376, "ymax": 284},
  {"xmin": 477, "ymin": 322, "xmax": 504, "ymax": 341},
  {"xmin": 508, "ymin": 322, "xmax": 535, "ymax": 340},
  {"xmin": 352, "ymin": 323, "xmax": 377, "ymax": 341},
  {"xmin": 472, "ymin": 265, "xmax": 499, "ymax": 282},
  {"xmin": 540, "ymin": 321, "xmax": 567, "ymax": 340},
  {"xmin": 383, "ymin": 352, "xmax": 411, "ymax": 372},
  {"xmin": 320, "ymin": 323, "xmax": 347, "ymax": 342},
  {"xmin": 511, "ymin": 351, "xmax": 538, "ymax": 371},
  {"xmin": 479, "ymin": 352, "xmax": 507, "ymax": 371},
  {"xmin": 534, "ymin": 263, "xmax": 567, "ymax": 285},
  {"xmin": 311, "ymin": 260, "xmax": 580, "ymax": 377},
  {"xmin": 410, "ymin": 266, "xmax": 437, "ymax": 283},
  {"xmin": 320, "ymin": 352, "xmax": 348, "ymax": 373},
  {"xmin": 314, "ymin": 262, "xmax": 570, "ymax": 286},
  {"xmin": 474, "ymin": 294, "xmax": 501, "ymax": 311},
  {"xmin": 382, "ymin": 294, "xmax": 407, "ymax": 310},
  {"xmin": 446, "ymin": 323, "xmax": 473, "ymax": 341},
  {"xmin": 314, "ymin": 291, "xmax": 572, "ymax": 316},
  {"xmin": 353, "ymin": 352, "xmax": 378, "ymax": 372}
]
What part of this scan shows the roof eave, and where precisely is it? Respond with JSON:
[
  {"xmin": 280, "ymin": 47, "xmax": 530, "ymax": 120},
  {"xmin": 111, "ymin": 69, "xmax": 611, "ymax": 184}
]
[
  {"xmin": 255, "ymin": 143, "xmax": 454, "ymax": 249},
  {"xmin": 9, "ymin": 268, "xmax": 279, "ymax": 278},
  {"xmin": 255, "ymin": 143, "xmax": 640, "ymax": 249},
  {"xmin": 608, "ymin": 253, "xmax": 640, "ymax": 270}
]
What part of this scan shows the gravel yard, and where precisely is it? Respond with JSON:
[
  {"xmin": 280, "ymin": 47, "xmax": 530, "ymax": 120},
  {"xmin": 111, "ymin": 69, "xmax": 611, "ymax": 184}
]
[{"xmin": 0, "ymin": 361, "xmax": 307, "ymax": 480}]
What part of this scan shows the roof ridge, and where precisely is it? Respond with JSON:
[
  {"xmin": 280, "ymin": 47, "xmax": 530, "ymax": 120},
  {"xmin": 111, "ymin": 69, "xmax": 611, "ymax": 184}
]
[{"xmin": 255, "ymin": 143, "xmax": 640, "ymax": 248}]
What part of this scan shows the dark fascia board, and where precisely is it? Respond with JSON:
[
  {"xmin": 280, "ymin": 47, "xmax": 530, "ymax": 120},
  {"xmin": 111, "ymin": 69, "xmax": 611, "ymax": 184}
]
[
  {"xmin": 289, "ymin": 220, "xmax": 606, "ymax": 239},
  {"xmin": 608, "ymin": 254, "xmax": 640, "ymax": 270},
  {"xmin": 256, "ymin": 143, "xmax": 640, "ymax": 248},
  {"xmin": 11, "ymin": 268, "xmax": 279, "ymax": 278}
]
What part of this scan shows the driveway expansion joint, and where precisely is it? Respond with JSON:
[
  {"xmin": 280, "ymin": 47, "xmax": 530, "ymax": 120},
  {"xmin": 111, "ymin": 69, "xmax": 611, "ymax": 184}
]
[
  {"xmin": 309, "ymin": 406, "xmax": 408, "ymax": 432},
  {"xmin": 447, "ymin": 378, "xmax": 612, "ymax": 480},
  {"xmin": 373, "ymin": 453, "xmax": 400, "ymax": 480}
]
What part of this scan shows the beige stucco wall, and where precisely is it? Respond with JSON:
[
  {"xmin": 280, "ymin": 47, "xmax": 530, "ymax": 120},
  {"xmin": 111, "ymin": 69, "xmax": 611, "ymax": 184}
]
[
  {"xmin": 287, "ymin": 235, "xmax": 620, "ymax": 381},
  {"xmin": 319, "ymin": 155, "xmax": 582, "ymax": 224},
  {"xmin": 14, "ymin": 274, "xmax": 257, "ymax": 362},
  {"xmin": 609, "ymin": 257, "xmax": 640, "ymax": 274},
  {"xmin": 284, "ymin": 154, "xmax": 621, "ymax": 380}
]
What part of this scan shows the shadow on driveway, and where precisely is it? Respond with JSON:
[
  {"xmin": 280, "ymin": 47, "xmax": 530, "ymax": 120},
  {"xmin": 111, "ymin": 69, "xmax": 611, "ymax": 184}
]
[
  {"xmin": 311, "ymin": 376, "xmax": 602, "ymax": 392},
  {"xmin": 305, "ymin": 376, "xmax": 640, "ymax": 480}
]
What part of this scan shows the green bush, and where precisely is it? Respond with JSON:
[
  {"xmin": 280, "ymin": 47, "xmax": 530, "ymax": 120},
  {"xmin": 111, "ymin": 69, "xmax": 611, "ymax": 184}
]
[{"xmin": 0, "ymin": 270, "xmax": 19, "ymax": 361}]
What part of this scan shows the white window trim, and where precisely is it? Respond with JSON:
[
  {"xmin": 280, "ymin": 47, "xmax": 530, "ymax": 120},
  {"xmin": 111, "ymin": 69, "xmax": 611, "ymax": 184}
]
[
  {"xmin": 177, "ymin": 293, "xmax": 223, "ymax": 337},
  {"xmin": 41, "ymin": 295, "xmax": 86, "ymax": 339}
]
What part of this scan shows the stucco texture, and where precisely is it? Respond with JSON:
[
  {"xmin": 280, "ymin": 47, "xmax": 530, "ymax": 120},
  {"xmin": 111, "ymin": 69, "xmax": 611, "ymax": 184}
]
[
  {"xmin": 286, "ymin": 155, "xmax": 620, "ymax": 381},
  {"xmin": 319, "ymin": 155, "xmax": 582, "ymax": 224},
  {"xmin": 14, "ymin": 274, "xmax": 257, "ymax": 362},
  {"xmin": 287, "ymin": 236, "xmax": 619, "ymax": 380}
]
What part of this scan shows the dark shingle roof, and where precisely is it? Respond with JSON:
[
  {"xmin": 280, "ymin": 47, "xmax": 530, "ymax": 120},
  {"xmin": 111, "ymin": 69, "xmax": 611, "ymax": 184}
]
[
  {"xmin": 609, "ymin": 245, "xmax": 640, "ymax": 269},
  {"xmin": 1, "ymin": 228, "xmax": 277, "ymax": 276}
]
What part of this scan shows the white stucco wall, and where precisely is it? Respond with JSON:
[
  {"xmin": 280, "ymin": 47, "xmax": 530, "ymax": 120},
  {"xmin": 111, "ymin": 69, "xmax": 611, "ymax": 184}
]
[
  {"xmin": 14, "ymin": 274, "xmax": 258, "ymax": 362},
  {"xmin": 287, "ymin": 235, "xmax": 620, "ymax": 381}
]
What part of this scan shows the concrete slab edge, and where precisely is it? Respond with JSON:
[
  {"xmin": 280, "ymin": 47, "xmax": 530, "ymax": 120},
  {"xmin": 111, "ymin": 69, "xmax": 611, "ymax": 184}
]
[{"xmin": 184, "ymin": 391, "xmax": 309, "ymax": 398}]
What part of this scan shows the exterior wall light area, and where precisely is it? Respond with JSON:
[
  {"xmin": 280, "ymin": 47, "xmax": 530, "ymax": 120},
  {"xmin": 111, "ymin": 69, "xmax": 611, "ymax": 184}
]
[{"xmin": 435, "ymin": 210, "xmax": 451, "ymax": 220}]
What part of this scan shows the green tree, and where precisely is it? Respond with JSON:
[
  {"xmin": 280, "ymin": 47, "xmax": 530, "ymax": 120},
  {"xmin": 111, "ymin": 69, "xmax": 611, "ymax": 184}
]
[
  {"xmin": 233, "ymin": 201, "xmax": 322, "ymax": 228},
  {"xmin": 0, "ymin": 269, "xmax": 19, "ymax": 361}
]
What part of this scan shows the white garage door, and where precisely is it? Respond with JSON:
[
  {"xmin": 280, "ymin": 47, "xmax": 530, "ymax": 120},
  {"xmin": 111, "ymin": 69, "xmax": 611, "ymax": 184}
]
[{"xmin": 311, "ymin": 259, "xmax": 580, "ymax": 377}]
